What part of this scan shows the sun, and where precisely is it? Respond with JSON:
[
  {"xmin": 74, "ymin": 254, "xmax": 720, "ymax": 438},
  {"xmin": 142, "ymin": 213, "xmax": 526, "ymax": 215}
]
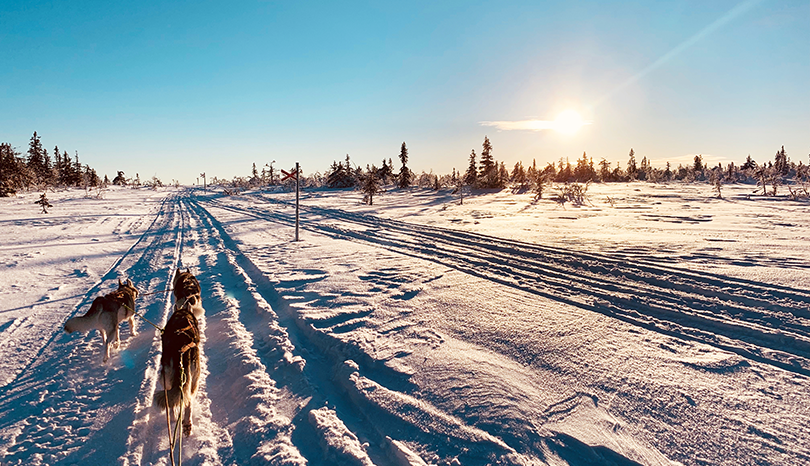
[{"xmin": 553, "ymin": 110, "xmax": 589, "ymax": 135}]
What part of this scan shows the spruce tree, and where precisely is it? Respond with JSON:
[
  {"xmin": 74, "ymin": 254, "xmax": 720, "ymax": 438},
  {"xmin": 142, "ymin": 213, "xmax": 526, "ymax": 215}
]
[
  {"xmin": 397, "ymin": 142, "xmax": 412, "ymax": 188},
  {"xmin": 526, "ymin": 159, "xmax": 537, "ymax": 183},
  {"xmin": 639, "ymin": 156, "xmax": 649, "ymax": 181},
  {"xmin": 741, "ymin": 155, "xmax": 757, "ymax": 171},
  {"xmin": 478, "ymin": 136, "xmax": 495, "ymax": 187},
  {"xmin": 511, "ymin": 161, "xmax": 526, "ymax": 185},
  {"xmin": 497, "ymin": 162, "xmax": 508, "ymax": 188},
  {"xmin": 62, "ymin": 150, "xmax": 74, "ymax": 185},
  {"xmin": 598, "ymin": 158, "xmax": 611, "ymax": 182},
  {"xmin": 42, "ymin": 147, "xmax": 52, "ymax": 185},
  {"xmin": 53, "ymin": 146, "xmax": 63, "ymax": 186},
  {"xmin": 113, "ymin": 171, "xmax": 127, "ymax": 185},
  {"xmin": 27, "ymin": 132, "xmax": 46, "ymax": 184},
  {"xmin": 574, "ymin": 152, "xmax": 595, "ymax": 182},
  {"xmin": 379, "ymin": 158, "xmax": 392, "ymax": 184},
  {"xmin": 626, "ymin": 148, "xmax": 637, "ymax": 180},
  {"xmin": 0, "ymin": 143, "xmax": 21, "ymax": 196},
  {"xmin": 693, "ymin": 154, "xmax": 704, "ymax": 172},
  {"xmin": 464, "ymin": 149, "xmax": 477, "ymax": 186},
  {"xmin": 361, "ymin": 165, "xmax": 382, "ymax": 204},
  {"xmin": 774, "ymin": 146, "xmax": 789, "ymax": 176}
]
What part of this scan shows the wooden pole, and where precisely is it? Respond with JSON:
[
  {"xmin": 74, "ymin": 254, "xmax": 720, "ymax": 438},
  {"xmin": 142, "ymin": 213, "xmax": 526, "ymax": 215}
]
[{"xmin": 295, "ymin": 162, "xmax": 300, "ymax": 242}]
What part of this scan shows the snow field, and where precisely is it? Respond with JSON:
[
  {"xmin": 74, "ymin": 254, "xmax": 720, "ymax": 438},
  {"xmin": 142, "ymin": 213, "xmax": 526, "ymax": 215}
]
[{"xmin": 1, "ymin": 183, "xmax": 809, "ymax": 465}]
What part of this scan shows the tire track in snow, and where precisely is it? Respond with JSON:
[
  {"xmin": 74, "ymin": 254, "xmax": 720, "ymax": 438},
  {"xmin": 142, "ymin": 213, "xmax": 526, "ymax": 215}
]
[{"xmin": 207, "ymin": 196, "xmax": 810, "ymax": 376}]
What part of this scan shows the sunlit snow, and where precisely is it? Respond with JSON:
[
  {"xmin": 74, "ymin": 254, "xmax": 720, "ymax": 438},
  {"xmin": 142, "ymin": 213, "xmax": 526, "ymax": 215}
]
[{"xmin": 1, "ymin": 183, "xmax": 808, "ymax": 465}]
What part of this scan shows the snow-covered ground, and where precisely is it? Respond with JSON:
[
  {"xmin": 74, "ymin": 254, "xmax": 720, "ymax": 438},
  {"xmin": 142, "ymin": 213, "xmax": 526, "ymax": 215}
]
[{"xmin": 1, "ymin": 183, "xmax": 808, "ymax": 466}]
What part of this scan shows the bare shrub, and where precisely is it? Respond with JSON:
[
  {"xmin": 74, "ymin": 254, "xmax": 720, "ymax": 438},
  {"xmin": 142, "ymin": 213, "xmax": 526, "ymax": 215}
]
[{"xmin": 554, "ymin": 182, "xmax": 591, "ymax": 207}]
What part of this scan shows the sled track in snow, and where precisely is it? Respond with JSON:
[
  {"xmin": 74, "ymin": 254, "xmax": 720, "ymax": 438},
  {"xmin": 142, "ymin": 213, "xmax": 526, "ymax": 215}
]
[
  {"xmin": 185, "ymin": 196, "xmax": 527, "ymax": 465},
  {"xmin": 3, "ymin": 192, "xmax": 539, "ymax": 466},
  {"xmin": 0, "ymin": 194, "xmax": 188, "ymax": 465},
  {"xmin": 206, "ymin": 195, "xmax": 810, "ymax": 377}
]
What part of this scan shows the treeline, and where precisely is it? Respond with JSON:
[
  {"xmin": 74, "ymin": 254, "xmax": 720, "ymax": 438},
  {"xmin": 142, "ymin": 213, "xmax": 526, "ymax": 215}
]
[
  {"xmin": 319, "ymin": 138, "xmax": 810, "ymax": 198},
  {"xmin": 223, "ymin": 138, "xmax": 809, "ymax": 202},
  {"xmin": 0, "ymin": 132, "xmax": 103, "ymax": 197}
]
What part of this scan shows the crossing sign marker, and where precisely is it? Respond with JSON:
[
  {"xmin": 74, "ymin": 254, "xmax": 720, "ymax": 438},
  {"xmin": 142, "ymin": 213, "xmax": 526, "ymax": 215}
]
[{"xmin": 281, "ymin": 168, "xmax": 298, "ymax": 182}]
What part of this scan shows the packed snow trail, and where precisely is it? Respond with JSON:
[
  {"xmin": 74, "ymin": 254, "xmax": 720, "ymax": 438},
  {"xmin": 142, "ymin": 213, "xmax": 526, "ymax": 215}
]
[
  {"xmin": 184, "ymin": 196, "xmax": 545, "ymax": 465},
  {"xmin": 210, "ymin": 194, "xmax": 810, "ymax": 376}
]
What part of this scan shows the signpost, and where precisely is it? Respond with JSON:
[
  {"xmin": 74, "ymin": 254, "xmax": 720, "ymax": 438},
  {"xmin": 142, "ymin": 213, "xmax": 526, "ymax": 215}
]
[
  {"xmin": 200, "ymin": 172, "xmax": 206, "ymax": 192},
  {"xmin": 281, "ymin": 163, "xmax": 300, "ymax": 241}
]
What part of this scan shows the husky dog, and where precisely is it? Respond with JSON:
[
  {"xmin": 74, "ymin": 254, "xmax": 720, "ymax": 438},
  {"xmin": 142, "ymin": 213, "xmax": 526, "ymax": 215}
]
[
  {"xmin": 154, "ymin": 299, "xmax": 201, "ymax": 436},
  {"xmin": 173, "ymin": 268, "xmax": 203, "ymax": 318},
  {"xmin": 64, "ymin": 278, "xmax": 139, "ymax": 362}
]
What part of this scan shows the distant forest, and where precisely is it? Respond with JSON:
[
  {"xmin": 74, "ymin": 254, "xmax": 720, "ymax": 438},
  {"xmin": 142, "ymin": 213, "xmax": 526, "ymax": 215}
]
[
  {"xmin": 1, "ymin": 132, "xmax": 175, "ymax": 197},
  {"xmin": 224, "ymin": 137, "xmax": 810, "ymax": 201},
  {"xmin": 0, "ymin": 132, "xmax": 103, "ymax": 197},
  {"xmin": 3, "ymin": 132, "xmax": 808, "ymax": 201}
]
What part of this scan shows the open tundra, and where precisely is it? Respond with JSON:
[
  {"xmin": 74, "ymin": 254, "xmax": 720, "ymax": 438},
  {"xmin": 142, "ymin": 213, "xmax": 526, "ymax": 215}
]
[{"xmin": 0, "ymin": 183, "xmax": 808, "ymax": 465}]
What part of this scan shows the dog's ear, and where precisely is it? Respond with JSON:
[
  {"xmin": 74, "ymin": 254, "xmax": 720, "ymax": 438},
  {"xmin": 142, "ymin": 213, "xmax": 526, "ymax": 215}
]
[
  {"xmin": 126, "ymin": 279, "xmax": 133, "ymax": 287},
  {"xmin": 118, "ymin": 278, "xmax": 123, "ymax": 286},
  {"xmin": 186, "ymin": 268, "xmax": 190, "ymax": 274}
]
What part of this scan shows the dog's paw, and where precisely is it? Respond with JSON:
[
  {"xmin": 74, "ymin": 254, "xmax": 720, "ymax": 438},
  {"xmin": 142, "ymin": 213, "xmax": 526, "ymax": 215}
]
[{"xmin": 183, "ymin": 423, "xmax": 192, "ymax": 436}]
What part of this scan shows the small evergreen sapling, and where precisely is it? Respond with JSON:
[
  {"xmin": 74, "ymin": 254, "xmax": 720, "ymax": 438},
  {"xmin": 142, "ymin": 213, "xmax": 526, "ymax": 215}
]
[{"xmin": 35, "ymin": 192, "xmax": 53, "ymax": 213}]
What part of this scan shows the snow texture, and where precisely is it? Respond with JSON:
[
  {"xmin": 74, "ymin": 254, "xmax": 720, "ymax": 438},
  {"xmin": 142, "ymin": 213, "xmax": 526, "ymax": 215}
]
[{"xmin": 1, "ymin": 183, "xmax": 809, "ymax": 465}]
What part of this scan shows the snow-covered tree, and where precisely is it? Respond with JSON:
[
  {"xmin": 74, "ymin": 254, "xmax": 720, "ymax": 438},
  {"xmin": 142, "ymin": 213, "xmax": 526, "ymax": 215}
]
[
  {"xmin": 774, "ymin": 146, "xmax": 789, "ymax": 176},
  {"xmin": 464, "ymin": 150, "xmax": 477, "ymax": 187},
  {"xmin": 626, "ymin": 148, "xmax": 637, "ymax": 180},
  {"xmin": 113, "ymin": 171, "xmax": 128, "ymax": 186},
  {"xmin": 397, "ymin": 142, "xmax": 412, "ymax": 189},
  {"xmin": 326, "ymin": 155, "xmax": 357, "ymax": 188},
  {"xmin": 478, "ymin": 136, "xmax": 496, "ymax": 187},
  {"xmin": 361, "ymin": 164, "xmax": 383, "ymax": 205}
]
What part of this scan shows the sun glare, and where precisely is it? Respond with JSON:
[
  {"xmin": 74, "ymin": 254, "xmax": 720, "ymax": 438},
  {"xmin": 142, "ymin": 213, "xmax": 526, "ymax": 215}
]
[{"xmin": 553, "ymin": 110, "xmax": 588, "ymax": 135}]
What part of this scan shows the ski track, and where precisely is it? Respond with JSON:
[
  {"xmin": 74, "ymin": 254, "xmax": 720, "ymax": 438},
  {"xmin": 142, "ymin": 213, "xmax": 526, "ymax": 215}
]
[{"xmin": 210, "ymin": 194, "xmax": 810, "ymax": 377}]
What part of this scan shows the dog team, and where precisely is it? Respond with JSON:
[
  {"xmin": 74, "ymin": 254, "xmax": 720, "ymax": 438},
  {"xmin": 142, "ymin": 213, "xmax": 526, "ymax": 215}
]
[{"xmin": 63, "ymin": 268, "xmax": 203, "ymax": 436}]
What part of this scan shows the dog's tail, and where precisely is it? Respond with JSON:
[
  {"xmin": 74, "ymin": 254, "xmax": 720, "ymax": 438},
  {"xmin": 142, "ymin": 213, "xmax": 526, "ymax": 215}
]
[
  {"xmin": 64, "ymin": 298, "xmax": 103, "ymax": 333},
  {"xmin": 153, "ymin": 351, "xmax": 198, "ymax": 412},
  {"xmin": 154, "ymin": 354, "xmax": 182, "ymax": 411},
  {"xmin": 154, "ymin": 385, "xmax": 183, "ymax": 412}
]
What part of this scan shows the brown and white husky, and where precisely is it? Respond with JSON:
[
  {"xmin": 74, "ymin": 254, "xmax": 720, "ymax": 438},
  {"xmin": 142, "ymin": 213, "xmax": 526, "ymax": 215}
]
[
  {"xmin": 173, "ymin": 268, "xmax": 203, "ymax": 318},
  {"xmin": 64, "ymin": 278, "xmax": 139, "ymax": 363},
  {"xmin": 154, "ymin": 298, "xmax": 201, "ymax": 436}
]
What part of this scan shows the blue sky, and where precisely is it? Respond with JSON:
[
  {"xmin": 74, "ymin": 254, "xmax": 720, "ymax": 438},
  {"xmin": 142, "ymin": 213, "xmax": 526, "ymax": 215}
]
[{"xmin": 1, "ymin": 0, "xmax": 808, "ymax": 184}]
